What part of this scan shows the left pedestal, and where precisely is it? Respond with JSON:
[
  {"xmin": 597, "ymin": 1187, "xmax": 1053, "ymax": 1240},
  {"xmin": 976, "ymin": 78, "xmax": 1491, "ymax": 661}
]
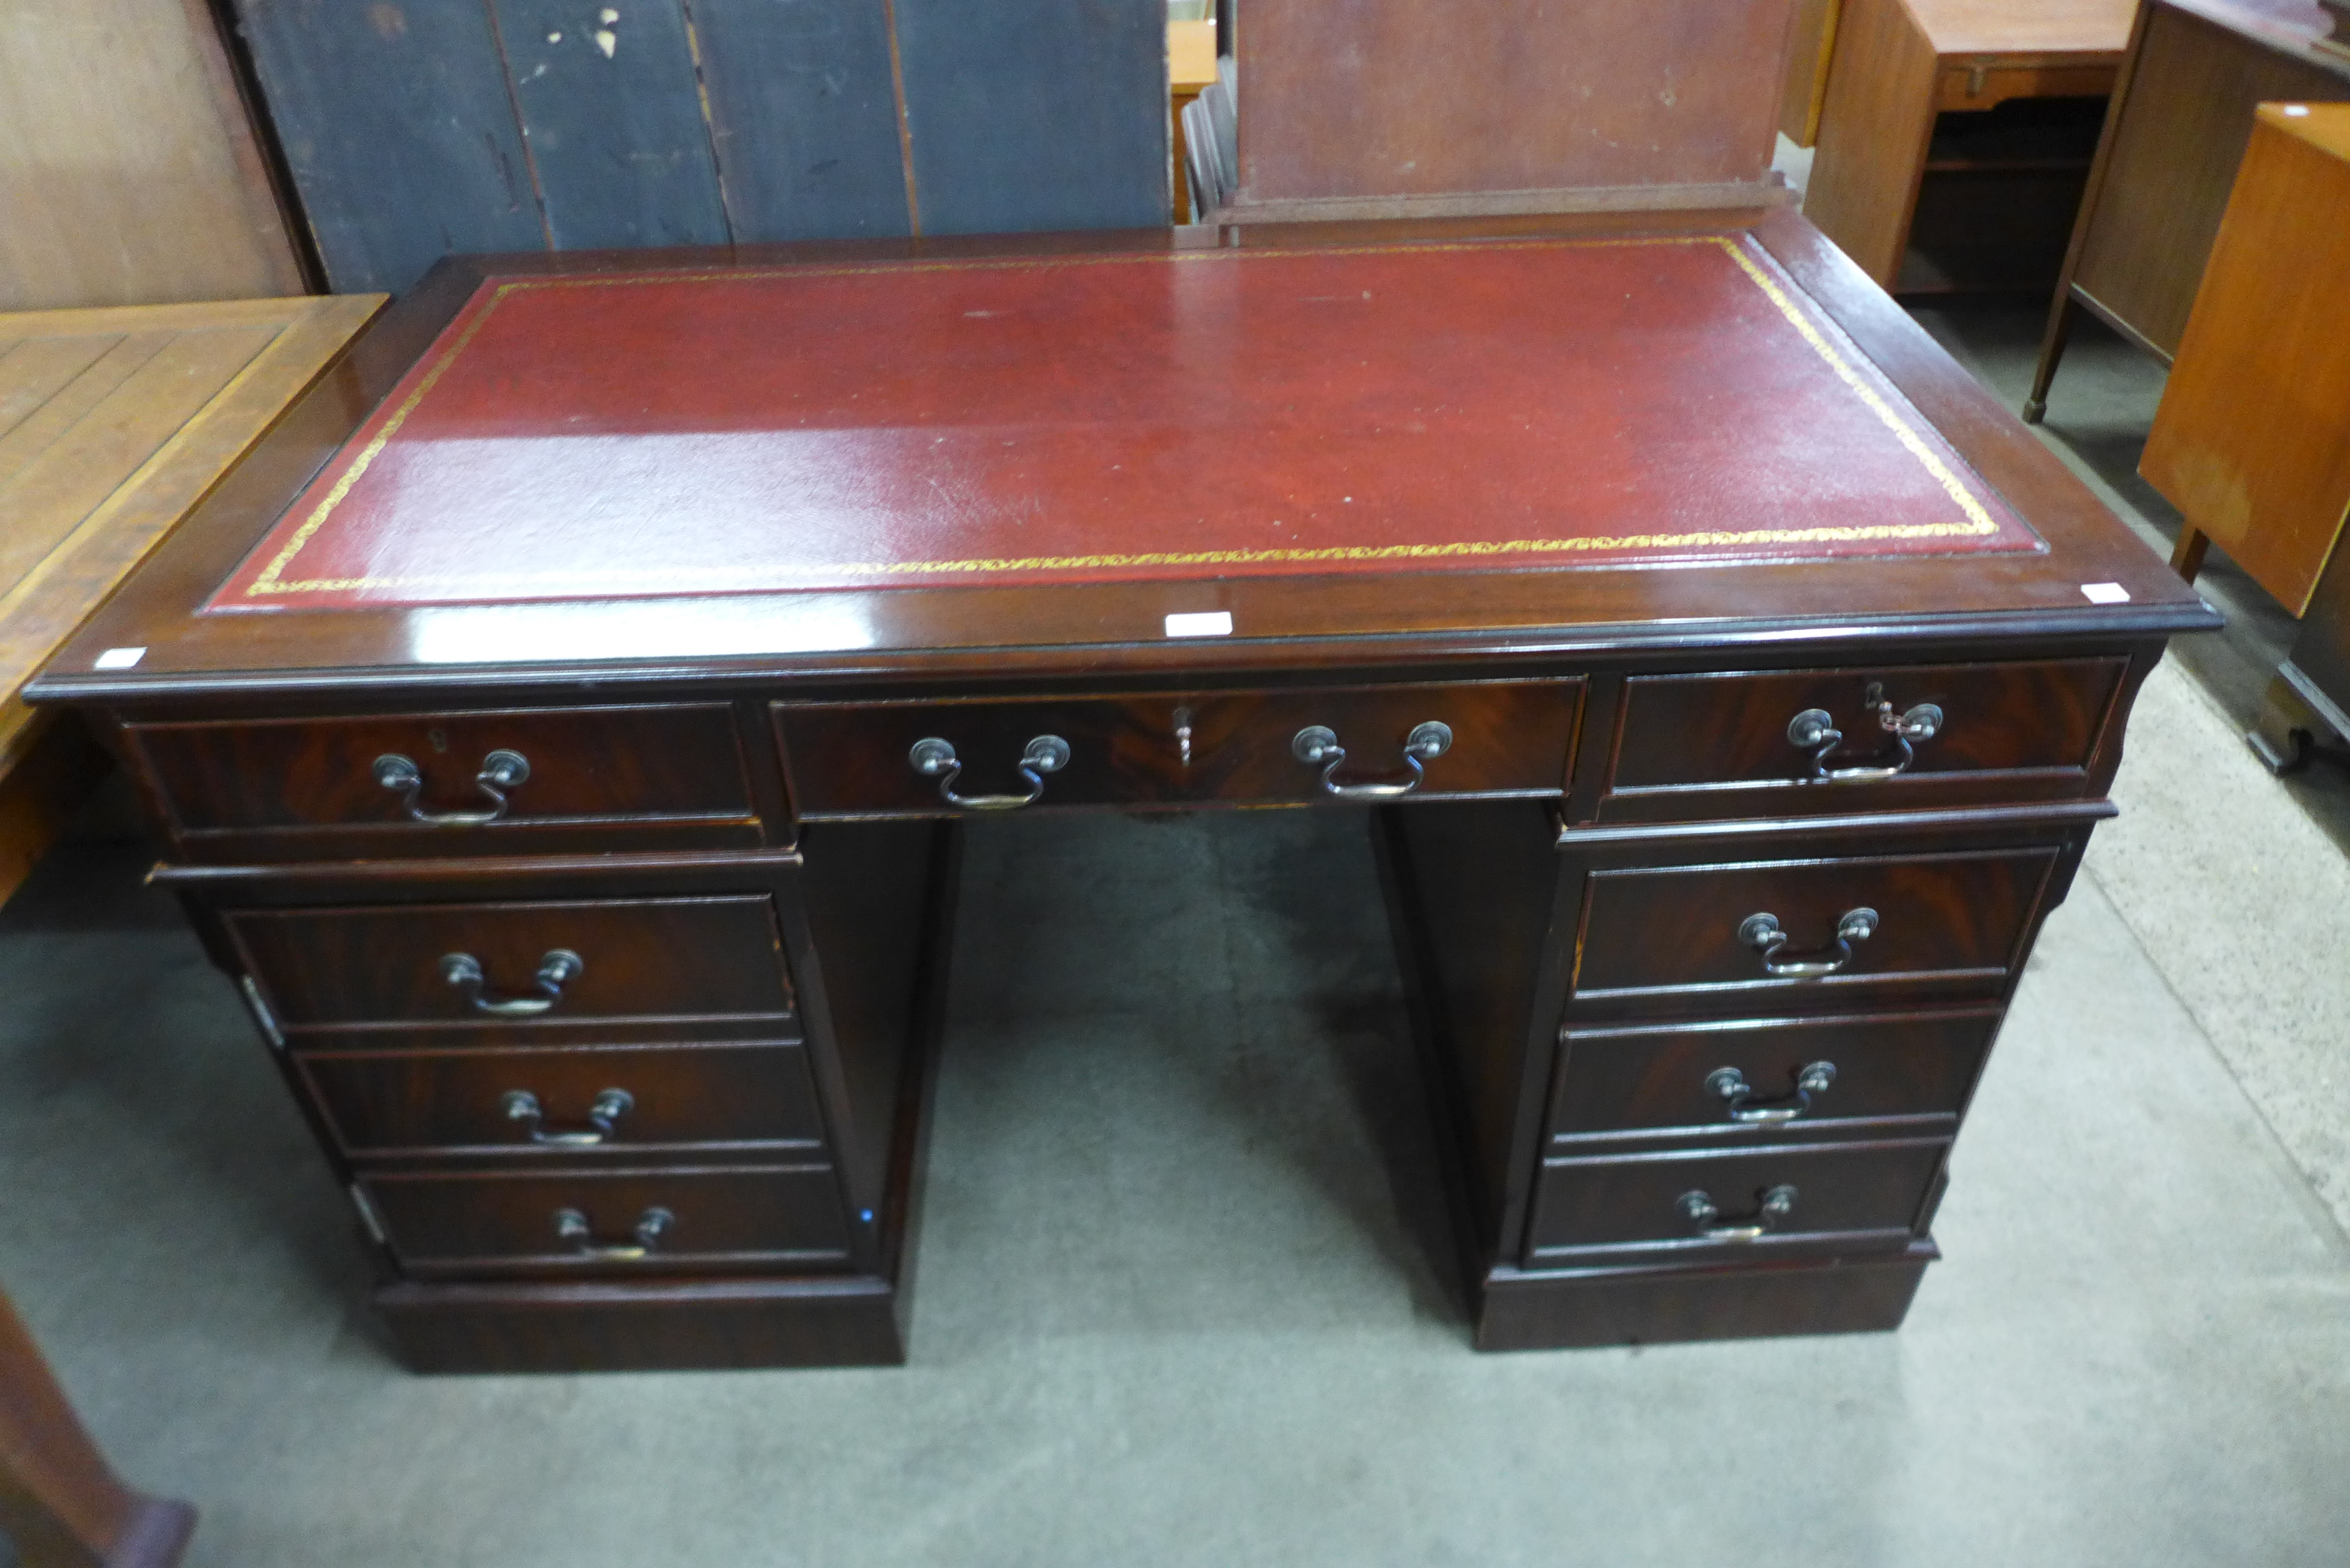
[{"xmin": 139, "ymin": 760, "xmax": 955, "ymax": 1372}]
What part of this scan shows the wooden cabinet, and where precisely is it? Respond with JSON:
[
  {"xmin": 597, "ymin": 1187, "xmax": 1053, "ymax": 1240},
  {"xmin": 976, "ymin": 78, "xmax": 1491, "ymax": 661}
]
[
  {"xmin": 2026, "ymin": 0, "xmax": 2350, "ymax": 422},
  {"xmin": 2139, "ymin": 100, "xmax": 2350, "ymax": 769},
  {"xmin": 2142, "ymin": 103, "xmax": 2350, "ymax": 613},
  {"xmin": 26, "ymin": 217, "xmax": 2213, "ymax": 1371},
  {"xmin": 1192, "ymin": 0, "xmax": 1791, "ymax": 222},
  {"xmin": 1804, "ymin": 0, "xmax": 2132, "ymax": 292}
]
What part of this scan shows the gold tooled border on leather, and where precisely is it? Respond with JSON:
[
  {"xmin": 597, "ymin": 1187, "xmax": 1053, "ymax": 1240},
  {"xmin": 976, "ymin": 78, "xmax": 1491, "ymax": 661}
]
[{"xmin": 232, "ymin": 235, "xmax": 2011, "ymax": 602}]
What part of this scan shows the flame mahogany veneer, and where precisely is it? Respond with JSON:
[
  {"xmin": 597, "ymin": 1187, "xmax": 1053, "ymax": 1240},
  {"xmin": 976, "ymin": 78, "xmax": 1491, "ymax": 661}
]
[{"xmin": 27, "ymin": 212, "xmax": 2215, "ymax": 1370}]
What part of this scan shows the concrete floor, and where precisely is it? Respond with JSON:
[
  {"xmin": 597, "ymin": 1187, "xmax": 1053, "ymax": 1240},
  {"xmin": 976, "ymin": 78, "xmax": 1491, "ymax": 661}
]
[{"xmin": 4, "ymin": 302, "xmax": 2349, "ymax": 1566}]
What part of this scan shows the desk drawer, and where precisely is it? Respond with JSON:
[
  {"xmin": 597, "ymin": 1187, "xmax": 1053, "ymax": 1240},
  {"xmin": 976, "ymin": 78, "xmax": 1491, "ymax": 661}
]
[
  {"xmin": 1571, "ymin": 846, "xmax": 2060, "ymax": 1007},
  {"xmin": 1525, "ymin": 1138, "xmax": 1946, "ymax": 1261},
  {"xmin": 1549, "ymin": 1010, "xmax": 1999, "ymax": 1144},
  {"xmin": 1934, "ymin": 62, "xmax": 2117, "ymax": 113},
  {"xmin": 228, "ymin": 895, "xmax": 795, "ymax": 1037},
  {"xmin": 775, "ymin": 679, "xmax": 1581, "ymax": 816},
  {"xmin": 129, "ymin": 704, "xmax": 760, "ymax": 857},
  {"xmin": 299, "ymin": 1040, "xmax": 826, "ymax": 1158},
  {"xmin": 360, "ymin": 1165, "xmax": 853, "ymax": 1277},
  {"xmin": 1598, "ymin": 659, "xmax": 2125, "ymax": 821}
]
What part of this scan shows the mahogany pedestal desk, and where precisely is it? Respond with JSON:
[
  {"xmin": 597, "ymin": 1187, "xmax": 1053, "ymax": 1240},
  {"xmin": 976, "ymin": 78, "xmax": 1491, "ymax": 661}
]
[{"xmin": 26, "ymin": 213, "xmax": 2216, "ymax": 1373}]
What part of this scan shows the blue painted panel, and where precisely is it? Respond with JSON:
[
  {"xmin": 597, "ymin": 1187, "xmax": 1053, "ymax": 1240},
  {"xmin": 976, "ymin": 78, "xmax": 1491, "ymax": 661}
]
[
  {"xmin": 489, "ymin": 0, "xmax": 733, "ymax": 249},
  {"xmin": 690, "ymin": 0, "xmax": 912, "ymax": 240},
  {"xmin": 234, "ymin": 0, "xmax": 545, "ymax": 293},
  {"xmin": 893, "ymin": 0, "xmax": 1168, "ymax": 235}
]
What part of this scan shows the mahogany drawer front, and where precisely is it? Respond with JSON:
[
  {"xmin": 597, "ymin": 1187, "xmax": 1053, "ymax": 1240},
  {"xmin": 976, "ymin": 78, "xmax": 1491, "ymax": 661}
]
[
  {"xmin": 229, "ymin": 895, "xmax": 794, "ymax": 1034},
  {"xmin": 1549, "ymin": 1009, "xmax": 2000, "ymax": 1145},
  {"xmin": 1525, "ymin": 1138, "xmax": 1947, "ymax": 1261},
  {"xmin": 775, "ymin": 679, "xmax": 1582, "ymax": 816},
  {"xmin": 1572, "ymin": 846, "xmax": 2061, "ymax": 1006},
  {"xmin": 360, "ymin": 1165, "xmax": 853, "ymax": 1277},
  {"xmin": 1597, "ymin": 658, "xmax": 2126, "ymax": 821},
  {"xmin": 128, "ymin": 704, "xmax": 759, "ymax": 854},
  {"xmin": 299, "ymin": 1040, "xmax": 825, "ymax": 1158}
]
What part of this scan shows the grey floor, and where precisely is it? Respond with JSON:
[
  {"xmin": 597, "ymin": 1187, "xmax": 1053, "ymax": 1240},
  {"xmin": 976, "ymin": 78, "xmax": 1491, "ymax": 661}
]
[{"xmin": 5, "ymin": 300, "xmax": 2350, "ymax": 1565}]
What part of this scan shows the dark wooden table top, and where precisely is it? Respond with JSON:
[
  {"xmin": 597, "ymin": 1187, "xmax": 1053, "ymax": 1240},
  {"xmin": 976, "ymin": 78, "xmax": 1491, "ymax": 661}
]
[{"xmin": 29, "ymin": 208, "xmax": 2217, "ymax": 709}]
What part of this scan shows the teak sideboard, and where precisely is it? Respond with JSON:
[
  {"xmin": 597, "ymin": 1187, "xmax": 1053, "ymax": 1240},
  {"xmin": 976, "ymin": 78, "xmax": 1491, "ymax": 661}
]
[{"xmin": 26, "ymin": 212, "xmax": 2216, "ymax": 1373}]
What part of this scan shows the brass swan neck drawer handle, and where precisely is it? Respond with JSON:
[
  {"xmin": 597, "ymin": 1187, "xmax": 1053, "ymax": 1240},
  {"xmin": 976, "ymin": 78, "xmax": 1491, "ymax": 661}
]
[
  {"xmin": 908, "ymin": 735, "xmax": 1070, "ymax": 810},
  {"xmin": 442, "ymin": 948, "xmax": 583, "ymax": 1015},
  {"xmin": 553, "ymin": 1205, "xmax": 672, "ymax": 1261},
  {"xmin": 1678, "ymin": 1184, "xmax": 1797, "ymax": 1243},
  {"xmin": 1706, "ymin": 1062, "xmax": 1837, "ymax": 1123},
  {"xmin": 1739, "ymin": 908, "xmax": 1876, "ymax": 978},
  {"xmin": 504, "ymin": 1088, "xmax": 633, "ymax": 1144},
  {"xmin": 1291, "ymin": 721, "xmax": 1453, "ymax": 799},
  {"xmin": 373, "ymin": 749, "xmax": 530, "ymax": 825},
  {"xmin": 1786, "ymin": 701, "xmax": 1942, "ymax": 782}
]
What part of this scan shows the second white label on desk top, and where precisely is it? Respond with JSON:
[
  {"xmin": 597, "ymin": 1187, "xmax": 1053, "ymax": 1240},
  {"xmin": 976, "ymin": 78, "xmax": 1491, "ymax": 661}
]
[{"xmin": 1165, "ymin": 611, "xmax": 1234, "ymax": 638}]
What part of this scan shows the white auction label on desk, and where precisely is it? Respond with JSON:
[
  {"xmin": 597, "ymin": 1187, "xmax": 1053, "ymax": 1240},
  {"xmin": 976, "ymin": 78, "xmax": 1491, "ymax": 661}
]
[
  {"xmin": 93, "ymin": 646, "xmax": 146, "ymax": 670},
  {"xmin": 2079, "ymin": 582, "xmax": 2131, "ymax": 604},
  {"xmin": 1164, "ymin": 611, "xmax": 1234, "ymax": 638}
]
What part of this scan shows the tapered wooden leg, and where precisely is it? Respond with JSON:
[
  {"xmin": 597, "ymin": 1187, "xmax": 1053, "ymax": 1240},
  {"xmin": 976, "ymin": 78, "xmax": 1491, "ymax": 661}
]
[
  {"xmin": 0, "ymin": 1287, "xmax": 195, "ymax": 1568},
  {"xmin": 2022, "ymin": 290, "xmax": 2078, "ymax": 423},
  {"xmin": 2170, "ymin": 526, "xmax": 2210, "ymax": 583}
]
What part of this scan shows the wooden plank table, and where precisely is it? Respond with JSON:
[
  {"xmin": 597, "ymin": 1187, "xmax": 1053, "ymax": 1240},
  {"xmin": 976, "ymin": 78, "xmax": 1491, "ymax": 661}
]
[
  {"xmin": 0, "ymin": 295, "xmax": 382, "ymax": 905},
  {"xmin": 0, "ymin": 292, "xmax": 378, "ymax": 1568},
  {"xmin": 1804, "ymin": 0, "xmax": 2133, "ymax": 292}
]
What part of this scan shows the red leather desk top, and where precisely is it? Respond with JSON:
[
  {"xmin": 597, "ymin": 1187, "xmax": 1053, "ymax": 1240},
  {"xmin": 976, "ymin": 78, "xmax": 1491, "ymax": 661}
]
[{"xmin": 212, "ymin": 236, "xmax": 2038, "ymax": 612}]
